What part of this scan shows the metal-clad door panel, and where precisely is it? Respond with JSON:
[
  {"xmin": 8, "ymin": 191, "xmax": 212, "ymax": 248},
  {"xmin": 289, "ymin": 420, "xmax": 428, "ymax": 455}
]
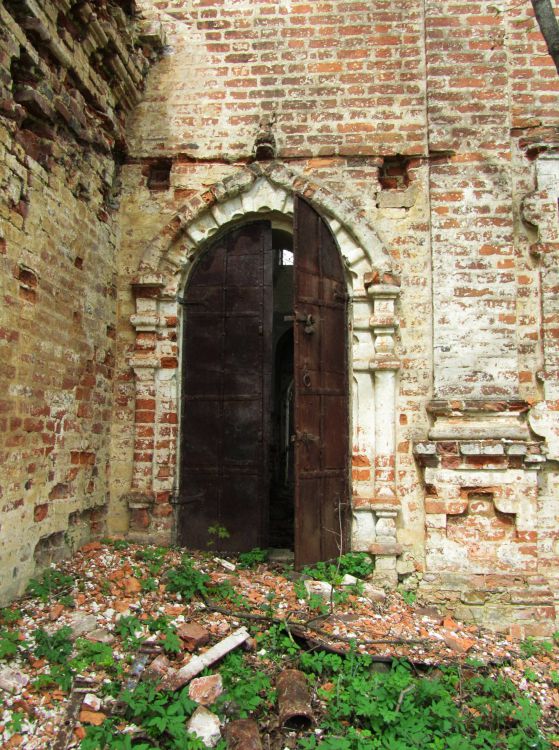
[
  {"xmin": 179, "ymin": 221, "xmax": 273, "ymax": 552},
  {"xmin": 294, "ymin": 196, "xmax": 349, "ymax": 567}
]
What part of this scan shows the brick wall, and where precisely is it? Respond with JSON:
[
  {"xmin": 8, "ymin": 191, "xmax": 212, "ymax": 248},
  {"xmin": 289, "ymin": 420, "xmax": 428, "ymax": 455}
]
[
  {"xmin": 114, "ymin": 0, "xmax": 559, "ymax": 632},
  {"xmin": 0, "ymin": 0, "xmax": 159, "ymax": 603}
]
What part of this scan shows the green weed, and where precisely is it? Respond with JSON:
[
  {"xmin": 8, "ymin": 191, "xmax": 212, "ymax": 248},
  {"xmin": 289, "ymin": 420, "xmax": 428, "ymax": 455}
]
[
  {"xmin": 33, "ymin": 626, "xmax": 73, "ymax": 663},
  {"xmin": 301, "ymin": 552, "xmax": 373, "ymax": 586},
  {"xmin": 256, "ymin": 622, "xmax": 300, "ymax": 661},
  {"xmin": 81, "ymin": 681, "xmax": 226, "ymax": 749},
  {"xmin": 166, "ymin": 555, "xmax": 209, "ymax": 602},
  {"xmin": 26, "ymin": 569, "xmax": 75, "ymax": 602},
  {"xmin": 207, "ymin": 524, "xmax": 230, "ymax": 548},
  {"xmin": 296, "ymin": 652, "xmax": 549, "ymax": 750},
  {"xmin": 237, "ymin": 547, "xmax": 268, "ymax": 568},
  {"xmin": 136, "ymin": 546, "xmax": 168, "ymax": 575},
  {"xmin": 70, "ymin": 638, "xmax": 116, "ymax": 673},
  {"xmin": 399, "ymin": 588, "xmax": 417, "ymax": 606},
  {"xmin": 0, "ymin": 607, "xmax": 22, "ymax": 625},
  {"xmin": 520, "ymin": 637, "xmax": 554, "ymax": 658},
  {"xmin": 0, "ymin": 628, "xmax": 20, "ymax": 660},
  {"xmin": 101, "ymin": 538, "xmax": 130, "ymax": 551},
  {"xmin": 214, "ymin": 650, "xmax": 275, "ymax": 719}
]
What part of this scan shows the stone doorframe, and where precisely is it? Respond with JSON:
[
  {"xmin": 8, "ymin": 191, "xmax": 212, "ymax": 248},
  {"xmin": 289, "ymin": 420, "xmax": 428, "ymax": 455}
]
[{"xmin": 127, "ymin": 162, "xmax": 402, "ymax": 584}]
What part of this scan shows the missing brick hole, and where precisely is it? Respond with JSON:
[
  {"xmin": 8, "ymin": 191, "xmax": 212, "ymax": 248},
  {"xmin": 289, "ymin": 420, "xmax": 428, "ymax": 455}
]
[
  {"xmin": 17, "ymin": 265, "xmax": 38, "ymax": 288},
  {"xmin": 57, "ymin": 10, "xmax": 84, "ymax": 42},
  {"xmin": 10, "ymin": 47, "xmax": 41, "ymax": 89},
  {"xmin": 379, "ymin": 155, "xmax": 410, "ymax": 190},
  {"xmin": 147, "ymin": 158, "xmax": 172, "ymax": 190},
  {"xmin": 33, "ymin": 531, "xmax": 69, "ymax": 567}
]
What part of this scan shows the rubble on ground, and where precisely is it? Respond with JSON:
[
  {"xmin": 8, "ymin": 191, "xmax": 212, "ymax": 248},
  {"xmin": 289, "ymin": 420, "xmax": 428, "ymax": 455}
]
[{"xmin": 0, "ymin": 541, "xmax": 557, "ymax": 748}]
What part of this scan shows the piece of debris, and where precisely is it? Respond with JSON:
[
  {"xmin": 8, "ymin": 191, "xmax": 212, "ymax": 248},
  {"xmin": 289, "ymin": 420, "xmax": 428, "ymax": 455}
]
[
  {"xmin": 223, "ymin": 718, "xmax": 263, "ymax": 749},
  {"xmin": 144, "ymin": 653, "xmax": 172, "ymax": 682},
  {"xmin": 164, "ymin": 627, "xmax": 251, "ymax": 691},
  {"xmin": 443, "ymin": 634, "xmax": 476, "ymax": 654},
  {"xmin": 78, "ymin": 709, "xmax": 107, "ymax": 726},
  {"xmin": 49, "ymin": 604, "xmax": 65, "ymax": 621},
  {"xmin": 214, "ymin": 557, "xmax": 236, "ymax": 572},
  {"xmin": 188, "ymin": 674, "xmax": 223, "ymax": 705},
  {"xmin": 0, "ymin": 666, "xmax": 29, "ymax": 694},
  {"xmin": 177, "ymin": 621, "xmax": 210, "ymax": 652},
  {"xmin": 276, "ymin": 669, "xmax": 315, "ymax": 730},
  {"xmin": 86, "ymin": 628, "xmax": 115, "ymax": 644},
  {"xmin": 67, "ymin": 613, "xmax": 98, "ymax": 639},
  {"xmin": 82, "ymin": 693, "xmax": 102, "ymax": 711},
  {"xmin": 362, "ymin": 583, "xmax": 386, "ymax": 602},
  {"xmin": 303, "ymin": 580, "xmax": 332, "ymax": 600},
  {"xmin": 187, "ymin": 706, "xmax": 222, "ymax": 747}
]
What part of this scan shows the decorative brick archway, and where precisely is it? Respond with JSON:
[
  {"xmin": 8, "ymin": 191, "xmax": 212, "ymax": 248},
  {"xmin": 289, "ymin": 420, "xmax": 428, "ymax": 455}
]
[{"xmin": 127, "ymin": 162, "xmax": 403, "ymax": 584}]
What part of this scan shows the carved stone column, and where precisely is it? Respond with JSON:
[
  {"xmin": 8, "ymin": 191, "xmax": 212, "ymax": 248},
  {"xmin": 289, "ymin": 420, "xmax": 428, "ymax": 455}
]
[{"xmin": 366, "ymin": 279, "xmax": 402, "ymax": 586}]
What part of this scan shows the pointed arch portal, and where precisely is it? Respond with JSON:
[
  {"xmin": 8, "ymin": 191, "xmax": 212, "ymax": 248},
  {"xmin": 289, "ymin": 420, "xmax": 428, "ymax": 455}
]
[
  {"xmin": 178, "ymin": 197, "xmax": 349, "ymax": 566},
  {"xmin": 129, "ymin": 164, "xmax": 402, "ymax": 579}
]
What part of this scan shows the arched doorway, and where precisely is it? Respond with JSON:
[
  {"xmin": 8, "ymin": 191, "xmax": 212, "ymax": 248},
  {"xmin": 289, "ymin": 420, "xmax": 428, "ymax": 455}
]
[{"xmin": 177, "ymin": 196, "xmax": 349, "ymax": 566}]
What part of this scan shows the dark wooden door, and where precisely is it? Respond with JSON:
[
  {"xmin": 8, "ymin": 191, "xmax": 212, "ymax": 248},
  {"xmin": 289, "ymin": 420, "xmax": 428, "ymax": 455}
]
[
  {"xmin": 293, "ymin": 196, "xmax": 349, "ymax": 567},
  {"xmin": 178, "ymin": 222, "xmax": 273, "ymax": 551}
]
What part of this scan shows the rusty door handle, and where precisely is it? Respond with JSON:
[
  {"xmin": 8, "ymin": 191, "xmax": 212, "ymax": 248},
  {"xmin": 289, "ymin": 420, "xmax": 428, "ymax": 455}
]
[{"xmin": 284, "ymin": 311, "xmax": 316, "ymax": 334}]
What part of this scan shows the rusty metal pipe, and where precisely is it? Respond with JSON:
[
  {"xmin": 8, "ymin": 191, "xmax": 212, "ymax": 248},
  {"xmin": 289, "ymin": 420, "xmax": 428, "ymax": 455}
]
[
  {"xmin": 223, "ymin": 719, "xmax": 262, "ymax": 749},
  {"xmin": 276, "ymin": 669, "xmax": 315, "ymax": 730}
]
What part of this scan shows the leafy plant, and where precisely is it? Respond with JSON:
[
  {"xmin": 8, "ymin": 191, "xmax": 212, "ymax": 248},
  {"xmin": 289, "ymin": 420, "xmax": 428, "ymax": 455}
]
[
  {"xmin": 34, "ymin": 664, "xmax": 73, "ymax": 692},
  {"xmin": 399, "ymin": 588, "xmax": 417, "ymax": 606},
  {"xmin": 141, "ymin": 576, "xmax": 158, "ymax": 593},
  {"xmin": 256, "ymin": 622, "xmax": 300, "ymax": 661},
  {"xmin": 0, "ymin": 628, "xmax": 21, "ymax": 660},
  {"xmin": 166, "ymin": 555, "xmax": 209, "ymax": 602},
  {"xmin": 301, "ymin": 552, "xmax": 374, "ymax": 585},
  {"xmin": 34, "ymin": 626, "xmax": 73, "ymax": 663},
  {"xmin": 144, "ymin": 615, "xmax": 182, "ymax": 655},
  {"xmin": 80, "ymin": 719, "xmax": 152, "ymax": 750},
  {"xmin": 70, "ymin": 638, "xmax": 116, "ymax": 673},
  {"xmin": 26, "ymin": 569, "xmax": 75, "ymax": 602},
  {"xmin": 0, "ymin": 607, "xmax": 22, "ymax": 625},
  {"xmin": 101, "ymin": 538, "xmax": 130, "ymax": 551},
  {"xmin": 136, "ymin": 546, "xmax": 168, "ymax": 575},
  {"xmin": 81, "ymin": 681, "xmax": 226, "ymax": 749},
  {"xmin": 215, "ymin": 651, "xmax": 275, "ymax": 719},
  {"xmin": 207, "ymin": 523, "xmax": 230, "ymax": 548},
  {"xmin": 115, "ymin": 615, "xmax": 145, "ymax": 649},
  {"xmin": 208, "ymin": 579, "xmax": 249, "ymax": 610},
  {"xmin": 6, "ymin": 710, "xmax": 25, "ymax": 734},
  {"xmin": 237, "ymin": 547, "xmax": 268, "ymax": 568},
  {"xmin": 295, "ymin": 651, "xmax": 549, "ymax": 750},
  {"xmin": 520, "ymin": 637, "xmax": 554, "ymax": 658}
]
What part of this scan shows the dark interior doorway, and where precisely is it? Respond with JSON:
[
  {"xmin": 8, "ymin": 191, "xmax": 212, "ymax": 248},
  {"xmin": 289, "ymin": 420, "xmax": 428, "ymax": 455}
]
[
  {"xmin": 178, "ymin": 198, "xmax": 349, "ymax": 566},
  {"xmin": 270, "ymin": 230, "xmax": 294, "ymax": 548}
]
